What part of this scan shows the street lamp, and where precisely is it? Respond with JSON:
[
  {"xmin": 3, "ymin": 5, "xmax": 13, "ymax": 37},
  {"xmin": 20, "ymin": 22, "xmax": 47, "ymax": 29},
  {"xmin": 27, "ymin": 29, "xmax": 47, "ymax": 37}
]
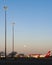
[
  {"xmin": 12, "ymin": 22, "xmax": 15, "ymax": 57},
  {"xmin": 4, "ymin": 6, "xmax": 8, "ymax": 58}
]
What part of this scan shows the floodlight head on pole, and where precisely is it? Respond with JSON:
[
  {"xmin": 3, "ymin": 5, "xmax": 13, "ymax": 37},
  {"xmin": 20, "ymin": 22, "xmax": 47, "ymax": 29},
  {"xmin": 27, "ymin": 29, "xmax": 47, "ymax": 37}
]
[
  {"xmin": 12, "ymin": 22, "xmax": 15, "ymax": 25},
  {"xmin": 4, "ymin": 6, "xmax": 8, "ymax": 10}
]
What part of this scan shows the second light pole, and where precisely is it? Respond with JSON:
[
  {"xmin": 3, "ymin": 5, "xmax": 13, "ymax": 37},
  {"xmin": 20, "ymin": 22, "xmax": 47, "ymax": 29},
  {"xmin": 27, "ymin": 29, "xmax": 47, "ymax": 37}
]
[
  {"xmin": 4, "ymin": 6, "xmax": 8, "ymax": 58},
  {"xmin": 12, "ymin": 22, "xmax": 15, "ymax": 57}
]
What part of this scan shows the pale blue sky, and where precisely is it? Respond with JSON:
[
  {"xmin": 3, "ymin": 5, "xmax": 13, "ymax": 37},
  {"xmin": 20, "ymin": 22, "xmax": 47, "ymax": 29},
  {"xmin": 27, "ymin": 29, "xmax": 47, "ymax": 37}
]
[{"xmin": 0, "ymin": 0, "xmax": 52, "ymax": 54}]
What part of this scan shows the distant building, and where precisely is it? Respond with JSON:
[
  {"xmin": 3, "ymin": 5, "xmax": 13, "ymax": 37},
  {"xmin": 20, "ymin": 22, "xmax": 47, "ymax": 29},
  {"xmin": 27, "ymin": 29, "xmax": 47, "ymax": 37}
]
[
  {"xmin": 17, "ymin": 54, "xmax": 25, "ymax": 57},
  {"xmin": 0, "ymin": 52, "xmax": 5, "ymax": 58}
]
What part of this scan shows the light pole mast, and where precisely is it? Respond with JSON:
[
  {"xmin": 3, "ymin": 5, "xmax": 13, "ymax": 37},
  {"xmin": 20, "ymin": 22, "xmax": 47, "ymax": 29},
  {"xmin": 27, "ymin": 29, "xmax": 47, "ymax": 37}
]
[
  {"xmin": 12, "ymin": 22, "xmax": 15, "ymax": 57},
  {"xmin": 4, "ymin": 0, "xmax": 8, "ymax": 58}
]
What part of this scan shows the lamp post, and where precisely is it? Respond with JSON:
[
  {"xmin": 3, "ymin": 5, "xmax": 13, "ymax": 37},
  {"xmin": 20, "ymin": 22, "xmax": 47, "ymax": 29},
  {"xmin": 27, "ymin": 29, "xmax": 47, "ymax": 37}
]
[
  {"xmin": 4, "ymin": 0, "xmax": 8, "ymax": 58},
  {"xmin": 4, "ymin": 6, "xmax": 7, "ymax": 58},
  {"xmin": 12, "ymin": 22, "xmax": 15, "ymax": 57}
]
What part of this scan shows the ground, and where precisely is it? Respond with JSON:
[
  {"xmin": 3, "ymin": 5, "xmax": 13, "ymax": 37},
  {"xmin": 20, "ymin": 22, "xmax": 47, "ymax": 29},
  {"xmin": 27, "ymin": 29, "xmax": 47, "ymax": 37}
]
[{"xmin": 0, "ymin": 57, "xmax": 52, "ymax": 65}]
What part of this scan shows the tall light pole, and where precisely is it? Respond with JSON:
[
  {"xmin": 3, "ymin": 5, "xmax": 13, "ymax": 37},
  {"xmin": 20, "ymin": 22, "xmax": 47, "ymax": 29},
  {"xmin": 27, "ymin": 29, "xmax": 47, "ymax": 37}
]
[
  {"xmin": 4, "ymin": 0, "xmax": 8, "ymax": 58},
  {"xmin": 12, "ymin": 22, "xmax": 15, "ymax": 57}
]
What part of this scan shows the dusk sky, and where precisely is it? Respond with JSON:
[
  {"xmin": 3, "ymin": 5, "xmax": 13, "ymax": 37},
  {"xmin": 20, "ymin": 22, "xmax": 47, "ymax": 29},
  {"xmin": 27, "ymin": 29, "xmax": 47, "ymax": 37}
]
[{"xmin": 0, "ymin": 0, "xmax": 52, "ymax": 54}]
